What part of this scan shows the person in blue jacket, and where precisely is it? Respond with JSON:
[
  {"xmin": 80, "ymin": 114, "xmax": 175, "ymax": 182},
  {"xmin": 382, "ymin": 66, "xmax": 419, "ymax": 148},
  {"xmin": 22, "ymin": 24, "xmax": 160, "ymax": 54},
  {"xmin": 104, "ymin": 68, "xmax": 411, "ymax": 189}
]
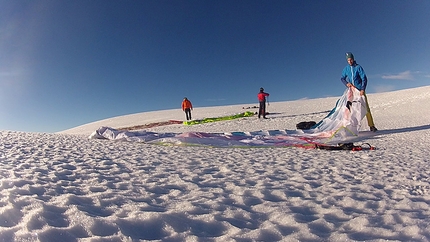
[{"xmin": 341, "ymin": 52, "xmax": 377, "ymax": 132}]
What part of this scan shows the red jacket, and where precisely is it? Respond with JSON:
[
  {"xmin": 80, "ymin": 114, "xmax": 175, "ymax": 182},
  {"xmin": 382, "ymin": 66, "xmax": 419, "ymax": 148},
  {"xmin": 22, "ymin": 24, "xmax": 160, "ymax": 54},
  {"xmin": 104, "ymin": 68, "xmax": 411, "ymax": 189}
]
[
  {"xmin": 258, "ymin": 92, "xmax": 269, "ymax": 101},
  {"xmin": 182, "ymin": 99, "xmax": 193, "ymax": 110}
]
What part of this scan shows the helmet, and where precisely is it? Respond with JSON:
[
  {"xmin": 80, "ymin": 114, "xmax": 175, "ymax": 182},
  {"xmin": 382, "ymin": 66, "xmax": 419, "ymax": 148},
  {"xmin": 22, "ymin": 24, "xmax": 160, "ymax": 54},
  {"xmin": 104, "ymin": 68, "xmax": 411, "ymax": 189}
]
[
  {"xmin": 345, "ymin": 52, "xmax": 354, "ymax": 60},
  {"xmin": 260, "ymin": 87, "xmax": 264, "ymax": 92}
]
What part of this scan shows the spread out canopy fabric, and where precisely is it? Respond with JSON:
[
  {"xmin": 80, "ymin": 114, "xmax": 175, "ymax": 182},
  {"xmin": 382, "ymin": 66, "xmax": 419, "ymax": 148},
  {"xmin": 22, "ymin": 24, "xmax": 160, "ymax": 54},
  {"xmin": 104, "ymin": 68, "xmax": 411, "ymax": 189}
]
[
  {"xmin": 183, "ymin": 111, "xmax": 254, "ymax": 125},
  {"xmin": 309, "ymin": 87, "xmax": 367, "ymax": 142},
  {"xmin": 89, "ymin": 88, "xmax": 368, "ymax": 148}
]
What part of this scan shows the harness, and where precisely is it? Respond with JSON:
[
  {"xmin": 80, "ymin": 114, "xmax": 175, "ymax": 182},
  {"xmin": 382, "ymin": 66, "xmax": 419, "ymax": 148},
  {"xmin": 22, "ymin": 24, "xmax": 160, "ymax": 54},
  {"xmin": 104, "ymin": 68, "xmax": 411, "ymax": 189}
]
[{"xmin": 315, "ymin": 142, "xmax": 375, "ymax": 151}]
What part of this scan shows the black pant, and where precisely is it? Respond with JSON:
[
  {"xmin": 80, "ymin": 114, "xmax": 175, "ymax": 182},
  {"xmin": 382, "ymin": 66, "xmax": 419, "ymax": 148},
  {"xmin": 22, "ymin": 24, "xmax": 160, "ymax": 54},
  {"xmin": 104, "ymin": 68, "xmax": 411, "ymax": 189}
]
[
  {"xmin": 258, "ymin": 101, "xmax": 266, "ymax": 118},
  {"xmin": 184, "ymin": 108, "xmax": 192, "ymax": 120}
]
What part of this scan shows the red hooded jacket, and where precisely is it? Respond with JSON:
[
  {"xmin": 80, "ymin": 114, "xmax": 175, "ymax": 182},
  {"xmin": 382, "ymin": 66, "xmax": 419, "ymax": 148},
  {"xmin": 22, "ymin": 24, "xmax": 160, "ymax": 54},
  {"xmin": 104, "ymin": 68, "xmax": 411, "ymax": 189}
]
[
  {"xmin": 258, "ymin": 92, "xmax": 269, "ymax": 101},
  {"xmin": 182, "ymin": 99, "xmax": 193, "ymax": 110}
]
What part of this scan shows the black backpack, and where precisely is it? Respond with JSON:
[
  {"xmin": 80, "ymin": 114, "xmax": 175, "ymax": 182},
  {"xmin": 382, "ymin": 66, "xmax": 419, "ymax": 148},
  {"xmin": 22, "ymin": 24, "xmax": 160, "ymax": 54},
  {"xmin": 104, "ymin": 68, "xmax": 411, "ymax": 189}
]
[{"xmin": 296, "ymin": 121, "xmax": 316, "ymax": 130}]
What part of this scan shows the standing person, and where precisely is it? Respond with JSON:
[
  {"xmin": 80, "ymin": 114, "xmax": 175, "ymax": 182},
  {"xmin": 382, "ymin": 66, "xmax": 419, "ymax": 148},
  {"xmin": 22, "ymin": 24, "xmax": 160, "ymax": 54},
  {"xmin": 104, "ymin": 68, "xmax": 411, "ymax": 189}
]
[
  {"xmin": 181, "ymin": 97, "xmax": 193, "ymax": 121},
  {"xmin": 257, "ymin": 87, "xmax": 269, "ymax": 119},
  {"xmin": 341, "ymin": 52, "xmax": 378, "ymax": 132}
]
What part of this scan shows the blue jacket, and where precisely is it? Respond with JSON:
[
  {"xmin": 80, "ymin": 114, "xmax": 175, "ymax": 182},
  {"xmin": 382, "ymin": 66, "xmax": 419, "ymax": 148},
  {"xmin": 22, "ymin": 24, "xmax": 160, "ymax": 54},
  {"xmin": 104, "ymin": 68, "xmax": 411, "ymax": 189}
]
[{"xmin": 341, "ymin": 61, "xmax": 367, "ymax": 91}]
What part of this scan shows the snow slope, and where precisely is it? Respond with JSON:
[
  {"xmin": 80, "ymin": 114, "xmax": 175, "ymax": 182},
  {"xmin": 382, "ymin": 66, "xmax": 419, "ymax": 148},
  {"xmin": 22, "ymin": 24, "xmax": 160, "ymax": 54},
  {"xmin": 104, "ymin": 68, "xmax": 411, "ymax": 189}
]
[{"xmin": 0, "ymin": 86, "xmax": 429, "ymax": 241}]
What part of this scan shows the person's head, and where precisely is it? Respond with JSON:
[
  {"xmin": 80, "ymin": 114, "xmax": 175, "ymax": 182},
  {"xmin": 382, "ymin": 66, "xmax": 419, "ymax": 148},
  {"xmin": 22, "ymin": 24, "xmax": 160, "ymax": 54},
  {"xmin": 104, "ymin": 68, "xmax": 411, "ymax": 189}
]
[
  {"xmin": 346, "ymin": 52, "xmax": 355, "ymax": 66},
  {"xmin": 184, "ymin": 97, "xmax": 188, "ymax": 100},
  {"xmin": 260, "ymin": 87, "xmax": 264, "ymax": 92}
]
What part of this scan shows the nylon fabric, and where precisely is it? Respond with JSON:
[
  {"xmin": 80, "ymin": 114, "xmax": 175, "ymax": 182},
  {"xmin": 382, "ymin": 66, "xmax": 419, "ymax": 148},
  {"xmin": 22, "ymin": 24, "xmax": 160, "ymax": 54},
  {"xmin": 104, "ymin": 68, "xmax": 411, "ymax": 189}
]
[{"xmin": 89, "ymin": 88, "xmax": 368, "ymax": 147}]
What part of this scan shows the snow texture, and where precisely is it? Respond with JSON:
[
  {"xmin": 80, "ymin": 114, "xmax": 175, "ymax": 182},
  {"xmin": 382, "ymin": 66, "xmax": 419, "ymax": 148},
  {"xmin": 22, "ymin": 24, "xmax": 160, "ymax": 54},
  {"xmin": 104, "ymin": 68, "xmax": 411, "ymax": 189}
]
[{"xmin": 0, "ymin": 86, "xmax": 429, "ymax": 241}]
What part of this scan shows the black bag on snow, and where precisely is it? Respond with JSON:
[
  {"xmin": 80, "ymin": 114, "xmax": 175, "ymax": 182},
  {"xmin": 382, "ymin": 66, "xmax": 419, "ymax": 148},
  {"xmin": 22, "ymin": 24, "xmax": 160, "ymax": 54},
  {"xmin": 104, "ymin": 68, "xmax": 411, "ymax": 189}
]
[
  {"xmin": 315, "ymin": 143, "xmax": 354, "ymax": 150},
  {"xmin": 315, "ymin": 143, "xmax": 375, "ymax": 151},
  {"xmin": 296, "ymin": 121, "xmax": 317, "ymax": 130}
]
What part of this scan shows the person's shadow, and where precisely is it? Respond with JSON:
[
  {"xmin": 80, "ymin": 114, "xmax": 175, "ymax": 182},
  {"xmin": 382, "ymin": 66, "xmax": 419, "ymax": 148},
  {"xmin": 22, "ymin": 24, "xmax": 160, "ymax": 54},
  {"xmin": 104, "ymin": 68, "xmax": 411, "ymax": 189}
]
[
  {"xmin": 360, "ymin": 124, "xmax": 430, "ymax": 141},
  {"xmin": 377, "ymin": 124, "xmax": 430, "ymax": 135}
]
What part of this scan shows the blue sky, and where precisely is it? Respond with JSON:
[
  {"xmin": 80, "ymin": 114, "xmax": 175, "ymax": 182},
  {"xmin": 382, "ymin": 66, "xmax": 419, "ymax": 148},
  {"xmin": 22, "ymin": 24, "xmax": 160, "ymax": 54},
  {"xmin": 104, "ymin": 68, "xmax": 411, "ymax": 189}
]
[{"xmin": 1, "ymin": 0, "xmax": 429, "ymax": 133}]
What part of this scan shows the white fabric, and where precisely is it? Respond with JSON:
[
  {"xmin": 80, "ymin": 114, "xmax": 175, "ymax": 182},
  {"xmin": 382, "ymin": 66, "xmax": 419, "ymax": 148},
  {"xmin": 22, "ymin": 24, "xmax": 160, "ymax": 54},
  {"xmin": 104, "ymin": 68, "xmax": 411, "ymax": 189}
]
[
  {"xmin": 89, "ymin": 88, "xmax": 368, "ymax": 147},
  {"xmin": 307, "ymin": 87, "xmax": 367, "ymax": 142}
]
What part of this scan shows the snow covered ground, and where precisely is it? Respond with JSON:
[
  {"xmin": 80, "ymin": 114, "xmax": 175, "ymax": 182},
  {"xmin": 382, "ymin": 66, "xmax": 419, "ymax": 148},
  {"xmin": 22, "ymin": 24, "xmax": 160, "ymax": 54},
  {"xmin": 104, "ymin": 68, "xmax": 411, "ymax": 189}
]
[{"xmin": 1, "ymin": 86, "xmax": 429, "ymax": 241}]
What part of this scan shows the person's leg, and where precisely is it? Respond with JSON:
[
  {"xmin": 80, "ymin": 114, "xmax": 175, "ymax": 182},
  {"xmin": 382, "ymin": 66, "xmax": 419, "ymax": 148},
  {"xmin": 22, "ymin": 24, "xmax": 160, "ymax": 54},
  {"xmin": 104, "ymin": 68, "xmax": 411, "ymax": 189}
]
[
  {"xmin": 185, "ymin": 109, "xmax": 190, "ymax": 120},
  {"xmin": 363, "ymin": 93, "xmax": 376, "ymax": 130},
  {"xmin": 258, "ymin": 102, "xmax": 263, "ymax": 118},
  {"xmin": 262, "ymin": 101, "xmax": 267, "ymax": 118}
]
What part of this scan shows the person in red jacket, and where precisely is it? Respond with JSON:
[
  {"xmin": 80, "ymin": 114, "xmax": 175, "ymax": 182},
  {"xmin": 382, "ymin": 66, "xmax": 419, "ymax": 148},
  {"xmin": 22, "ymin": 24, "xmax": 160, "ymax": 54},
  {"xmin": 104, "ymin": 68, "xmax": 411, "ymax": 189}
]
[
  {"xmin": 257, "ymin": 88, "xmax": 269, "ymax": 119},
  {"xmin": 181, "ymin": 97, "xmax": 193, "ymax": 120}
]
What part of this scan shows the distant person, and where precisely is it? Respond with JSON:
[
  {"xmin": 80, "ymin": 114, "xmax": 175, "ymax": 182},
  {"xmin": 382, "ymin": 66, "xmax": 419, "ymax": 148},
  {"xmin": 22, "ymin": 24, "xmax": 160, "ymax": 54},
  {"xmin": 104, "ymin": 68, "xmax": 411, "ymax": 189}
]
[
  {"xmin": 257, "ymin": 87, "xmax": 269, "ymax": 119},
  {"xmin": 181, "ymin": 97, "xmax": 193, "ymax": 121},
  {"xmin": 341, "ymin": 52, "xmax": 377, "ymax": 132}
]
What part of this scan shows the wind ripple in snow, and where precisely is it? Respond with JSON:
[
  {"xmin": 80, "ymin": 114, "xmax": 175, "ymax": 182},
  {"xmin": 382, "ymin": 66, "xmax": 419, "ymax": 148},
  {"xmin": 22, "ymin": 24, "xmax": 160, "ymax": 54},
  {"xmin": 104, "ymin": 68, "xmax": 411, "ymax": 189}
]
[{"xmin": 1, "ymin": 86, "xmax": 430, "ymax": 241}]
